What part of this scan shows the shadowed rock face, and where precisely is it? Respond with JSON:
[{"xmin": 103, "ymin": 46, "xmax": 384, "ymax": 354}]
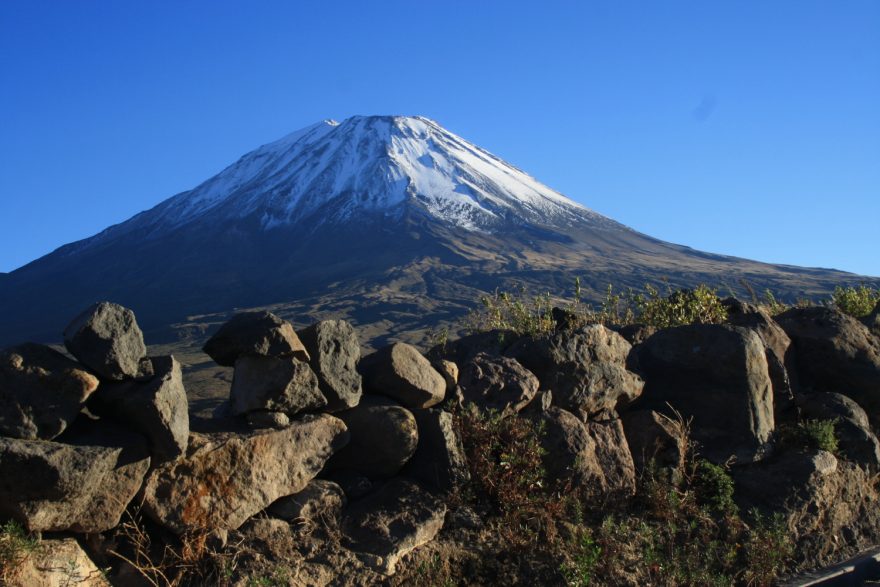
[{"xmin": 63, "ymin": 301, "xmax": 147, "ymax": 381}]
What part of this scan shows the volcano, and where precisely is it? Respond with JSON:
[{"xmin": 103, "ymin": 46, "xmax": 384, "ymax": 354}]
[{"xmin": 0, "ymin": 115, "xmax": 872, "ymax": 348}]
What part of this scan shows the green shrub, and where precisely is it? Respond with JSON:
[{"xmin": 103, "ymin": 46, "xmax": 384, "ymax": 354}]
[
  {"xmin": 777, "ymin": 419, "xmax": 838, "ymax": 454},
  {"xmin": 560, "ymin": 531, "xmax": 602, "ymax": 586},
  {"xmin": 741, "ymin": 510, "xmax": 794, "ymax": 586},
  {"xmin": 831, "ymin": 285, "xmax": 880, "ymax": 318},
  {"xmin": 694, "ymin": 460, "xmax": 737, "ymax": 516},
  {"xmin": 465, "ymin": 286, "xmax": 555, "ymax": 336},
  {"xmin": 633, "ymin": 284, "xmax": 728, "ymax": 329}
]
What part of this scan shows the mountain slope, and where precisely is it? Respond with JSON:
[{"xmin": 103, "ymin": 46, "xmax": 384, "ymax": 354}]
[{"xmin": 1, "ymin": 115, "xmax": 875, "ymax": 348}]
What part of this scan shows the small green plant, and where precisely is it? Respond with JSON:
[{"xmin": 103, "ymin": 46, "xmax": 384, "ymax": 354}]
[
  {"xmin": 831, "ymin": 285, "xmax": 880, "ymax": 318},
  {"xmin": 465, "ymin": 285, "xmax": 556, "ymax": 336},
  {"xmin": 561, "ymin": 531, "xmax": 602, "ymax": 586},
  {"xmin": 762, "ymin": 289, "xmax": 789, "ymax": 316},
  {"xmin": 0, "ymin": 520, "xmax": 39, "ymax": 584},
  {"xmin": 779, "ymin": 419, "xmax": 838, "ymax": 453},
  {"xmin": 694, "ymin": 460, "xmax": 738, "ymax": 516},
  {"xmin": 633, "ymin": 284, "xmax": 728, "ymax": 329}
]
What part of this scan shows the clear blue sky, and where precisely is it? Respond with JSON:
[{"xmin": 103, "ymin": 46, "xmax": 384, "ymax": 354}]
[{"xmin": 1, "ymin": 1, "xmax": 878, "ymax": 276}]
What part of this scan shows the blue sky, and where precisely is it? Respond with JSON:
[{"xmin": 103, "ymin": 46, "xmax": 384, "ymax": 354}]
[{"xmin": 1, "ymin": 1, "xmax": 878, "ymax": 276}]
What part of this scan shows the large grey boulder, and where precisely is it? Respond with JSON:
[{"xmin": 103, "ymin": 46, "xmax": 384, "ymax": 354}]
[
  {"xmin": 776, "ymin": 307, "xmax": 880, "ymax": 426},
  {"xmin": 268, "ymin": 479, "xmax": 346, "ymax": 523},
  {"xmin": 360, "ymin": 342, "xmax": 445, "ymax": 409},
  {"xmin": 63, "ymin": 302, "xmax": 147, "ymax": 380},
  {"xmin": 297, "ymin": 320, "xmax": 363, "ymax": 411},
  {"xmin": 404, "ymin": 409, "xmax": 470, "ymax": 492},
  {"xmin": 343, "ymin": 479, "xmax": 447, "ymax": 575},
  {"xmin": 457, "ymin": 353, "xmax": 539, "ymax": 415},
  {"xmin": 506, "ymin": 325, "xmax": 643, "ymax": 417},
  {"xmin": 0, "ymin": 343, "xmax": 99, "ymax": 440},
  {"xmin": 637, "ymin": 324, "xmax": 774, "ymax": 464},
  {"xmin": 89, "ymin": 355, "xmax": 189, "ymax": 462},
  {"xmin": 0, "ymin": 420, "xmax": 150, "ymax": 532},
  {"xmin": 202, "ymin": 311, "xmax": 309, "ymax": 367},
  {"xmin": 324, "ymin": 396, "xmax": 418, "ymax": 479},
  {"xmin": 230, "ymin": 355, "xmax": 326, "ymax": 416},
  {"xmin": 141, "ymin": 414, "xmax": 348, "ymax": 533}
]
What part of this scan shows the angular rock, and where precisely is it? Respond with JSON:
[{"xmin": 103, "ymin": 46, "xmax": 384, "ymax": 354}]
[
  {"xmin": 800, "ymin": 392, "xmax": 880, "ymax": 472},
  {"xmin": 297, "ymin": 320, "xmax": 363, "ymax": 411},
  {"xmin": 404, "ymin": 409, "xmax": 470, "ymax": 492},
  {"xmin": 141, "ymin": 414, "xmax": 348, "ymax": 533},
  {"xmin": 432, "ymin": 359, "xmax": 459, "ymax": 395},
  {"xmin": 246, "ymin": 410, "xmax": 290, "ymax": 429},
  {"xmin": 549, "ymin": 362, "xmax": 644, "ymax": 420},
  {"xmin": 0, "ymin": 421, "xmax": 150, "ymax": 532},
  {"xmin": 343, "ymin": 479, "xmax": 446, "ymax": 575},
  {"xmin": 89, "ymin": 355, "xmax": 189, "ymax": 462},
  {"xmin": 776, "ymin": 307, "xmax": 880, "ymax": 426},
  {"xmin": 458, "ymin": 353, "xmax": 539, "ymax": 415},
  {"xmin": 637, "ymin": 324, "xmax": 774, "ymax": 464},
  {"xmin": 621, "ymin": 409, "xmax": 687, "ymax": 474},
  {"xmin": 230, "ymin": 355, "xmax": 326, "ymax": 416},
  {"xmin": 325, "ymin": 396, "xmax": 418, "ymax": 479},
  {"xmin": 63, "ymin": 301, "xmax": 147, "ymax": 380},
  {"xmin": 360, "ymin": 342, "xmax": 445, "ymax": 409},
  {"xmin": 587, "ymin": 418, "xmax": 637, "ymax": 495},
  {"xmin": 11, "ymin": 537, "xmax": 111, "ymax": 587},
  {"xmin": 268, "ymin": 479, "xmax": 346, "ymax": 523},
  {"xmin": 202, "ymin": 311, "xmax": 309, "ymax": 367},
  {"xmin": 0, "ymin": 343, "xmax": 99, "ymax": 440}
]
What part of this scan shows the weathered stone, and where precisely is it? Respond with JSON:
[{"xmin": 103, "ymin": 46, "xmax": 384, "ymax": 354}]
[
  {"xmin": 343, "ymin": 479, "xmax": 446, "ymax": 575},
  {"xmin": 432, "ymin": 359, "xmax": 459, "ymax": 395},
  {"xmin": 141, "ymin": 414, "xmax": 348, "ymax": 533},
  {"xmin": 0, "ymin": 343, "xmax": 99, "ymax": 440},
  {"xmin": 863, "ymin": 301, "xmax": 880, "ymax": 337},
  {"xmin": 0, "ymin": 420, "xmax": 150, "ymax": 533},
  {"xmin": 637, "ymin": 324, "xmax": 774, "ymax": 464},
  {"xmin": 549, "ymin": 362, "xmax": 644, "ymax": 420},
  {"xmin": 230, "ymin": 355, "xmax": 326, "ymax": 416},
  {"xmin": 776, "ymin": 307, "xmax": 880, "ymax": 426},
  {"xmin": 800, "ymin": 392, "xmax": 880, "ymax": 472},
  {"xmin": 10, "ymin": 537, "xmax": 111, "ymax": 587},
  {"xmin": 621, "ymin": 409, "xmax": 687, "ymax": 474},
  {"xmin": 88, "ymin": 355, "xmax": 188, "ymax": 462},
  {"xmin": 588, "ymin": 418, "xmax": 637, "ymax": 495},
  {"xmin": 202, "ymin": 311, "xmax": 309, "ymax": 367},
  {"xmin": 801, "ymin": 392, "xmax": 871, "ymax": 430},
  {"xmin": 297, "ymin": 320, "xmax": 363, "ymax": 411},
  {"xmin": 614, "ymin": 323, "xmax": 658, "ymax": 347},
  {"xmin": 458, "ymin": 353, "xmax": 539, "ymax": 415},
  {"xmin": 268, "ymin": 479, "xmax": 346, "ymax": 523},
  {"xmin": 404, "ymin": 409, "xmax": 470, "ymax": 492},
  {"xmin": 63, "ymin": 302, "xmax": 147, "ymax": 380},
  {"xmin": 325, "ymin": 396, "xmax": 418, "ymax": 479},
  {"xmin": 245, "ymin": 410, "xmax": 290, "ymax": 429},
  {"xmin": 360, "ymin": 342, "xmax": 445, "ymax": 409}
]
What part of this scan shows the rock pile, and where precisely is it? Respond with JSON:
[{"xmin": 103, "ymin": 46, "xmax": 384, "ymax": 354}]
[{"xmin": 2, "ymin": 300, "xmax": 880, "ymax": 585}]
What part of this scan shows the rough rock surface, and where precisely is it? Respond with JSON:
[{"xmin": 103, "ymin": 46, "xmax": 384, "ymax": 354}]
[
  {"xmin": 230, "ymin": 355, "xmax": 326, "ymax": 416},
  {"xmin": 141, "ymin": 414, "xmax": 348, "ymax": 533},
  {"xmin": 245, "ymin": 410, "xmax": 290, "ymax": 429},
  {"xmin": 622, "ymin": 409, "xmax": 687, "ymax": 474},
  {"xmin": 0, "ymin": 421, "xmax": 150, "ymax": 532},
  {"xmin": 325, "ymin": 396, "xmax": 418, "ymax": 479},
  {"xmin": 863, "ymin": 301, "xmax": 880, "ymax": 338},
  {"xmin": 268, "ymin": 479, "xmax": 346, "ymax": 523},
  {"xmin": 404, "ymin": 409, "xmax": 470, "ymax": 492},
  {"xmin": 297, "ymin": 320, "xmax": 363, "ymax": 411},
  {"xmin": 202, "ymin": 311, "xmax": 309, "ymax": 367},
  {"xmin": 0, "ymin": 343, "xmax": 99, "ymax": 440},
  {"xmin": 549, "ymin": 362, "xmax": 644, "ymax": 420},
  {"xmin": 588, "ymin": 418, "xmax": 637, "ymax": 495},
  {"xmin": 637, "ymin": 324, "xmax": 774, "ymax": 464},
  {"xmin": 343, "ymin": 479, "xmax": 447, "ymax": 575},
  {"xmin": 89, "ymin": 355, "xmax": 189, "ymax": 462},
  {"xmin": 458, "ymin": 353, "xmax": 539, "ymax": 415},
  {"xmin": 10, "ymin": 537, "xmax": 111, "ymax": 587},
  {"xmin": 432, "ymin": 359, "xmax": 459, "ymax": 395},
  {"xmin": 63, "ymin": 302, "xmax": 147, "ymax": 380},
  {"xmin": 360, "ymin": 342, "xmax": 446, "ymax": 409},
  {"xmin": 776, "ymin": 307, "xmax": 880, "ymax": 425},
  {"xmin": 800, "ymin": 392, "xmax": 880, "ymax": 472}
]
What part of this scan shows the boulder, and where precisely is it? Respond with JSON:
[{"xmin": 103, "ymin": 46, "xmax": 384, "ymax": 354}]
[
  {"xmin": 621, "ymin": 409, "xmax": 687, "ymax": 475},
  {"xmin": 724, "ymin": 298, "xmax": 798, "ymax": 419},
  {"xmin": 63, "ymin": 302, "xmax": 147, "ymax": 380},
  {"xmin": 800, "ymin": 392, "xmax": 880, "ymax": 472},
  {"xmin": 268, "ymin": 479, "xmax": 346, "ymax": 523},
  {"xmin": 587, "ymin": 418, "xmax": 637, "ymax": 495},
  {"xmin": 506, "ymin": 325, "xmax": 643, "ymax": 417},
  {"xmin": 360, "ymin": 343, "xmax": 445, "ymax": 409},
  {"xmin": 404, "ymin": 409, "xmax": 470, "ymax": 492},
  {"xmin": 0, "ymin": 420, "xmax": 150, "ymax": 533},
  {"xmin": 324, "ymin": 396, "xmax": 418, "ymax": 479},
  {"xmin": 88, "ymin": 355, "xmax": 189, "ymax": 462},
  {"xmin": 776, "ymin": 306, "xmax": 880, "ymax": 426},
  {"xmin": 457, "ymin": 353, "xmax": 539, "ymax": 415},
  {"xmin": 637, "ymin": 324, "xmax": 774, "ymax": 464},
  {"xmin": 9, "ymin": 537, "xmax": 111, "ymax": 587},
  {"xmin": 230, "ymin": 355, "xmax": 326, "ymax": 416},
  {"xmin": 202, "ymin": 311, "xmax": 309, "ymax": 367},
  {"xmin": 432, "ymin": 359, "xmax": 459, "ymax": 395},
  {"xmin": 343, "ymin": 479, "xmax": 446, "ymax": 575},
  {"xmin": 614, "ymin": 323, "xmax": 657, "ymax": 347},
  {"xmin": 0, "ymin": 343, "xmax": 99, "ymax": 440},
  {"xmin": 297, "ymin": 320, "xmax": 363, "ymax": 411},
  {"xmin": 141, "ymin": 414, "xmax": 348, "ymax": 533}
]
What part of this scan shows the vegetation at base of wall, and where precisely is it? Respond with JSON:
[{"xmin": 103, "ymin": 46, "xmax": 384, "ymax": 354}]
[
  {"xmin": 0, "ymin": 520, "xmax": 39, "ymax": 584},
  {"xmin": 777, "ymin": 419, "xmax": 839, "ymax": 454}
]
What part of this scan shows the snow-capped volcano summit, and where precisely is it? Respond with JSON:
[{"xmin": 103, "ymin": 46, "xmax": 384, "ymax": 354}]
[
  {"xmin": 1, "ymin": 115, "xmax": 871, "ymax": 348},
  {"xmin": 124, "ymin": 115, "xmax": 607, "ymax": 240}
]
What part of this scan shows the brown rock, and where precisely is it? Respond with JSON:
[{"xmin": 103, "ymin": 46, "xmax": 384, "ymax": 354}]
[
  {"xmin": 230, "ymin": 355, "xmax": 326, "ymax": 416},
  {"xmin": 297, "ymin": 320, "xmax": 363, "ymax": 411},
  {"xmin": 268, "ymin": 479, "xmax": 346, "ymax": 523},
  {"xmin": 63, "ymin": 301, "xmax": 147, "ymax": 381},
  {"xmin": 621, "ymin": 409, "xmax": 687, "ymax": 474},
  {"xmin": 9, "ymin": 537, "xmax": 111, "ymax": 587},
  {"xmin": 202, "ymin": 311, "xmax": 309, "ymax": 367},
  {"xmin": 458, "ymin": 353, "xmax": 539, "ymax": 415},
  {"xmin": 360, "ymin": 343, "xmax": 445, "ymax": 409}
]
